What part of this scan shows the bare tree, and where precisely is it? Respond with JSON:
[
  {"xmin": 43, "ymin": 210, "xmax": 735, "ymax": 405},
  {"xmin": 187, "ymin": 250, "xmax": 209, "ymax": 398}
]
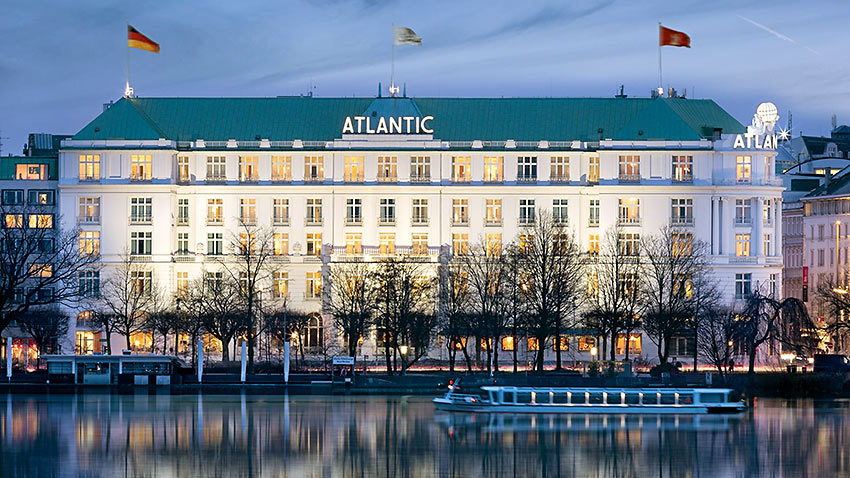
[
  {"xmin": 439, "ymin": 261, "xmax": 473, "ymax": 372},
  {"xmin": 516, "ymin": 211, "xmax": 585, "ymax": 372},
  {"xmin": 502, "ymin": 244, "xmax": 528, "ymax": 373},
  {"xmin": 100, "ymin": 252, "xmax": 158, "ymax": 351},
  {"xmin": 0, "ymin": 205, "xmax": 99, "ymax": 336},
  {"xmin": 267, "ymin": 309, "xmax": 312, "ymax": 370},
  {"xmin": 698, "ymin": 306, "xmax": 737, "ymax": 377},
  {"xmin": 327, "ymin": 261, "xmax": 377, "ymax": 357},
  {"xmin": 640, "ymin": 226, "xmax": 712, "ymax": 365},
  {"xmin": 583, "ymin": 225, "xmax": 643, "ymax": 361},
  {"xmin": 816, "ymin": 273, "xmax": 850, "ymax": 352},
  {"xmin": 16, "ymin": 308, "xmax": 69, "ymax": 367},
  {"xmin": 193, "ymin": 271, "xmax": 247, "ymax": 362}
]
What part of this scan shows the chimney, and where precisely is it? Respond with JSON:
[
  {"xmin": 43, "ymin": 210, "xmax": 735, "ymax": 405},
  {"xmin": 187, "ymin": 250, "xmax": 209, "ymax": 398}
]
[{"xmin": 823, "ymin": 168, "xmax": 833, "ymax": 187}]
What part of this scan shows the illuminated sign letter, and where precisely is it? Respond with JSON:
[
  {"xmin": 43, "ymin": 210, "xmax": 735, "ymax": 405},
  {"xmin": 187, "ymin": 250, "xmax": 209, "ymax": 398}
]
[
  {"xmin": 420, "ymin": 115, "xmax": 434, "ymax": 134},
  {"xmin": 376, "ymin": 117, "xmax": 389, "ymax": 134},
  {"xmin": 733, "ymin": 135, "xmax": 746, "ymax": 149},
  {"xmin": 342, "ymin": 117, "xmax": 354, "ymax": 134},
  {"xmin": 389, "ymin": 117, "xmax": 402, "ymax": 134}
]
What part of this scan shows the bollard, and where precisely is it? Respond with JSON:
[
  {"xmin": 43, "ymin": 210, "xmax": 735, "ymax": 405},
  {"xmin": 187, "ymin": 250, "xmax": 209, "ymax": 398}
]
[
  {"xmin": 283, "ymin": 341, "xmax": 291, "ymax": 384},
  {"xmin": 197, "ymin": 340, "xmax": 204, "ymax": 384},
  {"xmin": 240, "ymin": 341, "xmax": 247, "ymax": 383},
  {"xmin": 6, "ymin": 339, "xmax": 12, "ymax": 381}
]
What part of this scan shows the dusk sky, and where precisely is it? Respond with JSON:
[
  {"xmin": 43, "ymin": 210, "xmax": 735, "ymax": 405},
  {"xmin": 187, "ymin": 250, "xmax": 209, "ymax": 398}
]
[{"xmin": 1, "ymin": 0, "xmax": 847, "ymax": 153}]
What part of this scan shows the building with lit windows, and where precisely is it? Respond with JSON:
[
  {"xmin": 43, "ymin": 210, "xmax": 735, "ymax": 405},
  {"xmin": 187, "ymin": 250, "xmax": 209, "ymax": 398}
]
[{"xmin": 56, "ymin": 93, "xmax": 784, "ymax": 365}]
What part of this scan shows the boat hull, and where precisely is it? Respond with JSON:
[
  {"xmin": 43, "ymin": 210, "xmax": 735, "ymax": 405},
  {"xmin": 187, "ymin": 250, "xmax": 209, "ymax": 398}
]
[{"xmin": 432, "ymin": 398, "xmax": 746, "ymax": 415}]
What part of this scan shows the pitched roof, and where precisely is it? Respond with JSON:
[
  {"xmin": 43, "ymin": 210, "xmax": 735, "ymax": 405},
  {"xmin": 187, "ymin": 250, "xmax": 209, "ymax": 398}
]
[
  {"xmin": 72, "ymin": 96, "xmax": 745, "ymax": 143},
  {"xmin": 801, "ymin": 135, "xmax": 850, "ymax": 157}
]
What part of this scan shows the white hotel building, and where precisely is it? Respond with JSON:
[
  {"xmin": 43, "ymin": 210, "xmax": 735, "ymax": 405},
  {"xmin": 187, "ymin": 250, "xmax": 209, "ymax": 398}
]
[{"xmin": 58, "ymin": 94, "xmax": 783, "ymax": 364}]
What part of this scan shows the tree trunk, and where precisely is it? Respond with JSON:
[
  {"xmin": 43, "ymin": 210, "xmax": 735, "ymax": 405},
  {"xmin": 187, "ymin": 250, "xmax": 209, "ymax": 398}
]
[
  {"xmin": 601, "ymin": 335, "xmax": 608, "ymax": 361},
  {"xmin": 348, "ymin": 334, "xmax": 357, "ymax": 358},
  {"xmin": 493, "ymin": 340, "xmax": 500, "ymax": 373},
  {"xmin": 124, "ymin": 332, "xmax": 132, "ymax": 353},
  {"xmin": 448, "ymin": 342, "xmax": 456, "ymax": 373},
  {"xmin": 610, "ymin": 330, "xmax": 617, "ymax": 361},
  {"xmin": 247, "ymin": 334, "xmax": 255, "ymax": 374},
  {"xmin": 384, "ymin": 341, "xmax": 393, "ymax": 375},
  {"xmin": 221, "ymin": 338, "xmax": 231, "ymax": 362},
  {"xmin": 692, "ymin": 327, "xmax": 699, "ymax": 372},
  {"xmin": 535, "ymin": 335, "xmax": 545, "ymax": 372},
  {"xmin": 462, "ymin": 346, "xmax": 473, "ymax": 374},
  {"xmin": 748, "ymin": 345, "xmax": 757, "ymax": 375},
  {"xmin": 512, "ymin": 328, "xmax": 518, "ymax": 374},
  {"xmin": 555, "ymin": 322, "xmax": 563, "ymax": 371},
  {"xmin": 624, "ymin": 330, "xmax": 631, "ymax": 361}
]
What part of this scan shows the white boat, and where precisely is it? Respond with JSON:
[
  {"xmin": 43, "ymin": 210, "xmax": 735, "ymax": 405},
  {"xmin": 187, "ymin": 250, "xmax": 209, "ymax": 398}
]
[{"xmin": 432, "ymin": 380, "xmax": 746, "ymax": 414}]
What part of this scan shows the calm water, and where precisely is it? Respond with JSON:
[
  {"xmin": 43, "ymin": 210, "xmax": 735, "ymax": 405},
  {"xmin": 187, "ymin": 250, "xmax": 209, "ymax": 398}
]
[{"xmin": 0, "ymin": 393, "xmax": 849, "ymax": 477}]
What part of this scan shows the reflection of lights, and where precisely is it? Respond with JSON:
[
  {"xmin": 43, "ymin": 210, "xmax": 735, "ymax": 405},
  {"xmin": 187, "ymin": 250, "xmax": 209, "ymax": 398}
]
[
  {"xmin": 834, "ymin": 288, "xmax": 848, "ymax": 295},
  {"xmin": 399, "ymin": 345, "xmax": 409, "ymax": 355}
]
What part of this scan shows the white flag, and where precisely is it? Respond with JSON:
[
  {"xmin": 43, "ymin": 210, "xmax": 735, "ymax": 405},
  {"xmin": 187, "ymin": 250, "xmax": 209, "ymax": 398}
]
[{"xmin": 393, "ymin": 26, "xmax": 422, "ymax": 46}]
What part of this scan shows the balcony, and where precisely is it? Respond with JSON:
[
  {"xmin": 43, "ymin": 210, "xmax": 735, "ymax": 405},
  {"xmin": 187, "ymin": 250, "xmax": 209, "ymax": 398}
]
[
  {"xmin": 550, "ymin": 176, "xmax": 570, "ymax": 184},
  {"xmin": 618, "ymin": 216, "xmax": 641, "ymax": 226},
  {"xmin": 517, "ymin": 175, "xmax": 537, "ymax": 183},
  {"xmin": 588, "ymin": 217, "xmax": 600, "ymax": 227},
  {"xmin": 304, "ymin": 175, "xmax": 323, "ymax": 183},
  {"xmin": 206, "ymin": 217, "xmax": 224, "ymax": 226},
  {"xmin": 410, "ymin": 175, "xmax": 431, "ymax": 183},
  {"xmin": 129, "ymin": 215, "xmax": 152, "ymax": 225},
  {"xmin": 735, "ymin": 217, "xmax": 752, "ymax": 226},
  {"xmin": 618, "ymin": 174, "xmax": 640, "ymax": 184},
  {"xmin": 345, "ymin": 217, "xmax": 363, "ymax": 226},
  {"xmin": 672, "ymin": 175, "xmax": 693, "ymax": 184},
  {"xmin": 379, "ymin": 217, "xmax": 396, "ymax": 226},
  {"xmin": 78, "ymin": 216, "xmax": 100, "ymax": 225},
  {"xmin": 451, "ymin": 177, "xmax": 471, "ymax": 184},
  {"xmin": 411, "ymin": 216, "xmax": 429, "ymax": 226},
  {"xmin": 452, "ymin": 217, "xmax": 470, "ymax": 226},
  {"xmin": 240, "ymin": 216, "xmax": 257, "ymax": 226},
  {"xmin": 553, "ymin": 217, "xmax": 569, "ymax": 226},
  {"xmin": 273, "ymin": 216, "xmax": 290, "ymax": 226},
  {"xmin": 485, "ymin": 218, "xmax": 503, "ymax": 226},
  {"xmin": 730, "ymin": 256, "xmax": 758, "ymax": 264},
  {"xmin": 518, "ymin": 217, "xmax": 536, "ymax": 226},
  {"xmin": 172, "ymin": 253, "xmax": 195, "ymax": 263},
  {"xmin": 671, "ymin": 215, "xmax": 694, "ymax": 226},
  {"xmin": 176, "ymin": 217, "xmax": 189, "ymax": 226},
  {"xmin": 305, "ymin": 217, "xmax": 323, "ymax": 226},
  {"xmin": 205, "ymin": 176, "xmax": 226, "ymax": 184}
]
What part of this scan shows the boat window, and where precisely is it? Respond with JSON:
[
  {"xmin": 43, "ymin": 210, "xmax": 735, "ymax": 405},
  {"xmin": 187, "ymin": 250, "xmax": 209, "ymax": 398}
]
[
  {"xmin": 660, "ymin": 393, "xmax": 676, "ymax": 405},
  {"xmin": 606, "ymin": 393, "xmax": 623, "ymax": 405},
  {"xmin": 624, "ymin": 394, "xmax": 641, "ymax": 405},
  {"xmin": 570, "ymin": 392, "xmax": 587, "ymax": 404},
  {"xmin": 516, "ymin": 392, "xmax": 533, "ymax": 404},
  {"xmin": 700, "ymin": 393, "xmax": 724, "ymax": 404},
  {"xmin": 589, "ymin": 393, "xmax": 604, "ymax": 404},
  {"xmin": 678, "ymin": 394, "xmax": 694, "ymax": 405},
  {"xmin": 642, "ymin": 393, "xmax": 659, "ymax": 405},
  {"xmin": 552, "ymin": 392, "xmax": 569, "ymax": 404}
]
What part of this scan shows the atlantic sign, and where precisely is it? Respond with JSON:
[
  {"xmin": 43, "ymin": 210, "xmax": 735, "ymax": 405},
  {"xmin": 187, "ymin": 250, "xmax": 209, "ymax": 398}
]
[
  {"xmin": 732, "ymin": 102, "xmax": 779, "ymax": 150},
  {"xmin": 342, "ymin": 115, "xmax": 434, "ymax": 134}
]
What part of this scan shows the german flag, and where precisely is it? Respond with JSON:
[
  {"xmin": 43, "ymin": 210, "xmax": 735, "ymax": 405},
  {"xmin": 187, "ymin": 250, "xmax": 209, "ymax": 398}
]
[{"xmin": 128, "ymin": 25, "xmax": 159, "ymax": 53}]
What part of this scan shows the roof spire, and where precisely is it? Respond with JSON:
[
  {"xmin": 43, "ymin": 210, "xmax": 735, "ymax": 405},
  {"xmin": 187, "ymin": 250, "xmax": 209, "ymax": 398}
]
[
  {"xmin": 403, "ymin": 82, "xmax": 407, "ymax": 98},
  {"xmin": 378, "ymin": 82, "xmax": 382, "ymax": 98}
]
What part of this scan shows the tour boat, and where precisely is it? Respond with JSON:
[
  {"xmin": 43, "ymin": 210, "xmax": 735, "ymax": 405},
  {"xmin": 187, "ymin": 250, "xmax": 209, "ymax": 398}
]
[{"xmin": 432, "ymin": 380, "xmax": 746, "ymax": 414}]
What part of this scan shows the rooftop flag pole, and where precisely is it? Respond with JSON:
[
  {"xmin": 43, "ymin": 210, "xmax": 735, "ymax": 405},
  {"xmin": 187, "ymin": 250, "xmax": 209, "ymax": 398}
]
[
  {"xmin": 392, "ymin": 26, "xmax": 422, "ymax": 97},
  {"xmin": 126, "ymin": 24, "xmax": 160, "ymax": 97},
  {"xmin": 657, "ymin": 22, "xmax": 662, "ymax": 96},
  {"xmin": 658, "ymin": 23, "xmax": 691, "ymax": 97},
  {"xmin": 125, "ymin": 21, "xmax": 132, "ymax": 97},
  {"xmin": 391, "ymin": 23, "xmax": 395, "ymax": 97}
]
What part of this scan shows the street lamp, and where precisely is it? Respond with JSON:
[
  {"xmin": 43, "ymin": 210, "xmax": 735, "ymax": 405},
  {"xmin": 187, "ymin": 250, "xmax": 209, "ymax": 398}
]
[
  {"xmin": 399, "ymin": 345, "xmax": 409, "ymax": 356},
  {"xmin": 590, "ymin": 346, "xmax": 598, "ymax": 361}
]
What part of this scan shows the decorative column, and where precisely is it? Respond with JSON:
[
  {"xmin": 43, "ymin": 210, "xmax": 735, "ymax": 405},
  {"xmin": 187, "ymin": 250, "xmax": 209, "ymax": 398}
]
[
  {"xmin": 774, "ymin": 198, "xmax": 783, "ymax": 258},
  {"xmin": 722, "ymin": 198, "xmax": 733, "ymax": 256},
  {"xmin": 753, "ymin": 197, "xmax": 764, "ymax": 257},
  {"xmin": 711, "ymin": 196, "xmax": 720, "ymax": 255}
]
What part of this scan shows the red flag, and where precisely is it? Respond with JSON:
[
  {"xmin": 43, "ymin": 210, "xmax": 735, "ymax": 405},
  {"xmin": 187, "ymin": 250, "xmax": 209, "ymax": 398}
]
[{"xmin": 659, "ymin": 25, "xmax": 690, "ymax": 48}]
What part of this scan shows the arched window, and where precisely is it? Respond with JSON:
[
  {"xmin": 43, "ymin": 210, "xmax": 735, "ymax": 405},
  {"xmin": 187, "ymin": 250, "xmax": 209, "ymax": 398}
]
[{"xmin": 304, "ymin": 314, "xmax": 323, "ymax": 349}]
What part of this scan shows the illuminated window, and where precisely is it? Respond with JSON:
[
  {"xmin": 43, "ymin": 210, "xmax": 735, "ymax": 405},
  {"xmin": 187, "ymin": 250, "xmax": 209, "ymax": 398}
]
[
  {"xmin": 588, "ymin": 234, "xmax": 599, "ymax": 256},
  {"xmin": 79, "ymin": 231, "xmax": 100, "ymax": 255},
  {"xmin": 238, "ymin": 156, "xmax": 258, "ymax": 182},
  {"xmin": 206, "ymin": 156, "xmax": 226, "ymax": 181},
  {"xmin": 273, "ymin": 198, "xmax": 289, "ymax": 225},
  {"xmin": 345, "ymin": 232, "xmax": 362, "ymax": 255},
  {"xmin": 16, "ymin": 163, "xmax": 47, "ymax": 180},
  {"xmin": 672, "ymin": 232, "xmax": 693, "ymax": 256},
  {"xmin": 410, "ymin": 156, "xmax": 431, "ymax": 182},
  {"xmin": 616, "ymin": 334, "xmax": 642, "ymax": 355},
  {"xmin": 130, "ymin": 155, "xmax": 152, "ymax": 181},
  {"xmin": 618, "ymin": 155, "xmax": 640, "ymax": 182},
  {"xmin": 240, "ymin": 198, "xmax": 256, "ymax": 225},
  {"xmin": 176, "ymin": 271, "xmax": 188, "ymax": 298},
  {"xmin": 485, "ymin": 233, "xmax": 502, "ymax": 257},
  {"xmin": 485, "ymin": 199, "xmax": 502, "ymax": 225},
  {"xmin": 578, "ymin": 336, "xmax": 596, "ymax": 352},
  {"xmin": 412, "ymin": 233, "xmax": 428, "ymax": 255},
  {"xmin": 452, "ymin": 233, "xmax": 468, "ymax": 256},
  {"xmin": 554, "ymin": 336, "xmax": 569, "ymax": 351},
  {"xmin": 28, "ymin": 214, "xmax": 53, "ymax": 228},
  {"xmin": 527, "ymin": 337, "xmax": 539, "ymax": 351},
  {"xmin": 452, "ymin": 199, "xmax": 469, "ymax": 225},
  {"xmin": 129, "ymin": 331, "xmax": 153, "ymax": 352},
  {"xmin": 379, "ymin": 233, "xmax": 396, "ymax": 255},
  {"xmin": 736, "ymin": 156, "xmax": 752, "ymax": 183},
  {"xmin": 672, "ymin": 155, "xmax": 693, "ymax": 182},
  {"xmin": 30, "ymin": 263, "xmax": 52, "ymax": 278},
  {"xmin": 452, "ymin": 156, "xmax": 471, "ymax": 183},
  {"xmin": 587, "ymin": 273, "xmax": 599, "ymax": 297},
  {"xmin": 4, "ymin": 214, "xmax": 22, "ymax": 228},
  {"xmin": 177, "ymin": 156, "xmax": 190, "ymax": 182},
  {"xmin": 587, "ymin": 156, "xmax": 599, "ymax": 183},
  {"xmin": 304, "ymin": 156, "xmax": 324, "ymax": 182},
  {"xmin": 306, "ymin": 232, "xmax": 322, "ymax": 256},
  {"xmin": 131, "ymin": 271, "xmax": 152, "ymax": 296},
  {"xmin": 618, "ymin": 233, "xmax": 640, "ymax": 256},
  {"xmin": 618, "ymin": 198, "xmax": 640, "ymax": 225},
  {"xmin": 484, "ymin": 156, "xmax": 504, "ymax": 182},
  {"xmin": 306, "ymin": 198, "xmax": 322, "ymax": 224},
  {"xmin": 238, "ymin": 233, "xmax": 255, "ymax": 255},
  {"xmin": 412, "ymin": 199, "xmax": 428, "ymax": 225},
  {"xmin": 76, "ymin": 331, "xmax": 100, "ymax": 355},
  {"xmin": 272, "ymin": 271, "xmax": 288, "ymax": 298},
  {"xmin": 79, "ymin": 155, "xmax": 100, "ymax": 181},
  {"xmin": 207, "ymin": 198, "xmax": 223, "ymax": 225},
  {"xmin": 306, "ymin": 271, "xmax": 322, "ymax": 299},
  {"xmin": 550, "ymin": 156, "xmax": 570, "ymax": 182},
  {"xmin": 735, "ymin": 233, "xmax": 751, "ymax": 257},
  {"xmin": 271, "ymin": 155, "xmax": 291, "ymax": 182},
  {"xmin": 344, "ymin": 156, "xmax": 364, "ymax": 182},
  {"xmin": 378, "ymin": 156, "xmax": 397, "ymax": 182},
  {"xmin": 28, "ymin": 190, "xmax": 54, "ymax": 205},
  {"xmin": 501, "ymin": 336, "xmax": 515, "ymax": 351},
  {"xmin": 517, "ymin": 156, "xmax": 537, "ymax": 182}
]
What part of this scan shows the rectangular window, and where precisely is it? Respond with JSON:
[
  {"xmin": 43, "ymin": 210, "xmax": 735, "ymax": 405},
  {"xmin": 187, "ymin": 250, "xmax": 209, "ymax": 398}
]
[
  {"xmin": 528, "ymin": 337, "xmax": 540, "ymax": 352},
  {"xmin": 79, "ymin": 230, "xmax": 100, "ymax": 255},
  {"xmin": 618, "ymin": 233, "xmax": 640, "ymax": 256},
  {"xmin": 240, "ymin": 198, "xmax": 257, "ymax": 225},
  {"xmin": 274, "ymin": 233, "xmax": 289, "ymax": 256},
  {"xmin": 78, "ymin": 271, "xmax": 100, "ymax": 298},
  {"xmin": 206, "ymin": 156, "xmax": 226, "ymax": 182},
  {"xmin": 79, "ymin": 154, "xmax": 100, "ymax": 181},
  {"xmin": 412, "ymin": 233, "xmax": 428, "ymax": 255},
  {"xmin": 485, "ymin": 199, "xmax": 502, "ymax": 225},
  {"xmin": 28, "ymin": 214, "xmax": 53, "ymax": 228},
  {"xmin": 735, "ymin": 199, "xmax": 752, "ymax": 224},
  {"xmin": 618, "ymin": 198, "xmax": 640, "ymax": 225},
  {"xmin": 130, "ymin": 231, "xmax": 152, "ymax": 255},
  {"xmin": 452, "ymin": 199, "xmax": 469, "ymax": 225},
  {"xmin": 485, "ymin": 233, "xmax": 502, "ymax": 257},
  {"xmin": 736, "ymin": 156, "xmax": 752, "ymax": 183},
  {"xmin": 79, "ymin": 197, "xmax": 100, "ymax": 223},
  {"xmin": 272, "ymin": 155, "xmax": 292, "ymax": 182},
  {"xmin": 378, "ymin": 156, "xmax": 397, "ymax": 182},
  {"xmin": 410, "ymin": 156, "xmax": 431, "ymax": 182},
  {"xmin": 130, "ymin": 197, "xmax": 152, "ymax": 224},
  {"xmin": 553, "ymin": 199, "xmax": 569, "ymax": 224},
  {"xmin": 304, "ymin": 156, "xmax": 324, "ymax": 182},
  {"xmin": 176, "ymin": 232, "xmax": 189, "ymax": 254},
  {"xmin": 412, "ymin": 199, "xmax": 428, "ymax": 225},
  {"xmin": 517, "ymin": 156, "xmax": 537, "ymax": 182},
  {"xmin": 379, "ymin": 233, "xmax": 396, "ymax": 255},
  {"xmin": 2, "ymin": 189, "xmax": 23, "ymax": 205},
  {"xmin": 306, "ymin": 271, "xmax": 322, "ymax": 299},
  {"xmin": 618, "ymin": 155, "xmax": 640, "ymax": 182},
  {"xmin": 272, "ymin": 271, "xmax": 289, "ymax": 299},
  {"xmin": 344, "ymin": 156, "xmax": 365, "ymax": 182},
  {"xmin": 764, "ymin": 233, "xmax": 772, "ymax": 256},
  {"xmin": 28, "ymin": 190, "xmax": 54, "ymax": 205},
  {"xmin": 379, "ymin": 198, "xmax": 396, "ymax": 224},
  {"xmin": 452, "ymin": 233, "xmax": 469, "ymax": 256},
  {"xmin": 763, "ymin": 200, "xmax": 774, "ymax": 225},
  {"xmin": 239, "ymin": 156, "xmax": 258, "ymax": 182},
  {"xmin": 130, "ymin": 270, "xmax": 152, "ymax": 296},
  {"xmin": 550, "ymin": 156, "xmax": 570, "ymax": 182},
  {"xmin": 345, "ymin": 232, "xmax": 362, "ymax": 255},
  {"xmin": 346, "ymin": 198, "xmax": 362, "ymax": 225},
  {"xmin": 238, "ymin": 233, "xmax": 255, "ymax": 255},
  {"xmin": 588, "ymin": 156, "xmax": 600, "ymax": 183},
  {"xmin": 589, "ymin": 234, "xmax": 599, "ymax": 256},
  {"xmin": 519, "ymin": 199, "xmax": 535, "ymax": 225},
  {"xmin": 176, "ymin": 272, "xmax": 189, "ymax": 298},
  {"xmin": 306, "ymin": 232, "xmax": 322, "ymax": 256},
  {"xmin": 671, "ymin": 198, "xmax": 693, "ymax": 225},
  {"xmin": 171, "ymin": 198, "xmax": 187, "ymax": 226},
  {"xmin": 484, "ymin": 156, "xmax": 504, "ymax": 182},
  {"xmin": 4, "ymin": 214, "xmax": 22, "ymax": 228},
  {"xmin": 130, "ymin": 154, "xmax": 152, "ymax": 181},
  {"xmin": 177, "ymin": 156, "xmax": 190, "ymax": 183},
  {"xmin": 306, "ymin": 199, "xmax": 322, "ymax": 225},
  {"xmin": 617, "ymin": 334, "xmax": 643, "ymax": 355},
  {"xmin": 207, "ymin": 233, "xmax": 223, "ymax": 255},
  {"xmin": 452, "ymin": 156, "xmax": 471, "ymax": 183},
  {"xmin": 589, "ymin": 199, "xmax": 600, "ymax": 226},
  {"xmin": 273, "ymin": 198, "xmax": 290, "ymax": 225},
  {"xmin": 207, "ymin": 198, "xmax": 223, "ymax": 225},
  {"xmin": 672, "ymin": 232, "xmax": 693, "ymax": 256},
  {"xmin": 16, "ymin": 163, "xmax": 47, "ymax": 180},
  {"xmin": 672, "ymin": 155, "xmax": 693, "ymax": 182},
  {"xmin": 735, "ymin": 273, "xmax": 752, "ymax": 299}
]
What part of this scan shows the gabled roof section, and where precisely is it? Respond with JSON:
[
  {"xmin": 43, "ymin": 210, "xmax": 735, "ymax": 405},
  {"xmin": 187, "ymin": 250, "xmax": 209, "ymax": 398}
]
[
  {"xmin": 803, "ymin": 165, "xmax": 850, "ymax": 198},
  {"xmin": 71, "ymin": 95, "xmax": 745, "ymax": 143}
]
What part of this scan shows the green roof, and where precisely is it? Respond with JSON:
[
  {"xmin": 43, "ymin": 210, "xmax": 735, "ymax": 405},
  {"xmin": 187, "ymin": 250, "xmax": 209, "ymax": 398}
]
[
  {"xmin": 0, "ymin": 156, "xmax": 58, "ymax": 181},
  {"xmin": 72, "ymin": 96, "xmax": 745, "ymax": 144}
]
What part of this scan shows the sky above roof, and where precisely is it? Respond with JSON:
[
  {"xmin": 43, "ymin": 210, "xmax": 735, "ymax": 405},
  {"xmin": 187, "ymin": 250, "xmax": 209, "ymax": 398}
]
[{"xmin": 0, "ymin": 0, "xmax": 846, "ymax": 154}]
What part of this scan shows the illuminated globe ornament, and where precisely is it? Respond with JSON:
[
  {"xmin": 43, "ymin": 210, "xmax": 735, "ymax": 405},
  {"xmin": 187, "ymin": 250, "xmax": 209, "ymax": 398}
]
[{"xmin": 755, "ymin": 102, "xmax": 779, "ymax": 132}]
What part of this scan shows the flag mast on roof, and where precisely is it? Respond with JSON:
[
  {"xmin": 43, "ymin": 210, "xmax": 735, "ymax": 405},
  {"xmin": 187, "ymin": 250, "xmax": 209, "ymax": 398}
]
[
  {"xmin": 126, "ymin": 24, "xmax": 160, "ymax": 97},
  {"xmin": 658, "ymin": 22, "xmax": 690, "ymax": 97},
  {"xmin": 391, "ymin": 26, "xmax": 421, "ymax": 97}
]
